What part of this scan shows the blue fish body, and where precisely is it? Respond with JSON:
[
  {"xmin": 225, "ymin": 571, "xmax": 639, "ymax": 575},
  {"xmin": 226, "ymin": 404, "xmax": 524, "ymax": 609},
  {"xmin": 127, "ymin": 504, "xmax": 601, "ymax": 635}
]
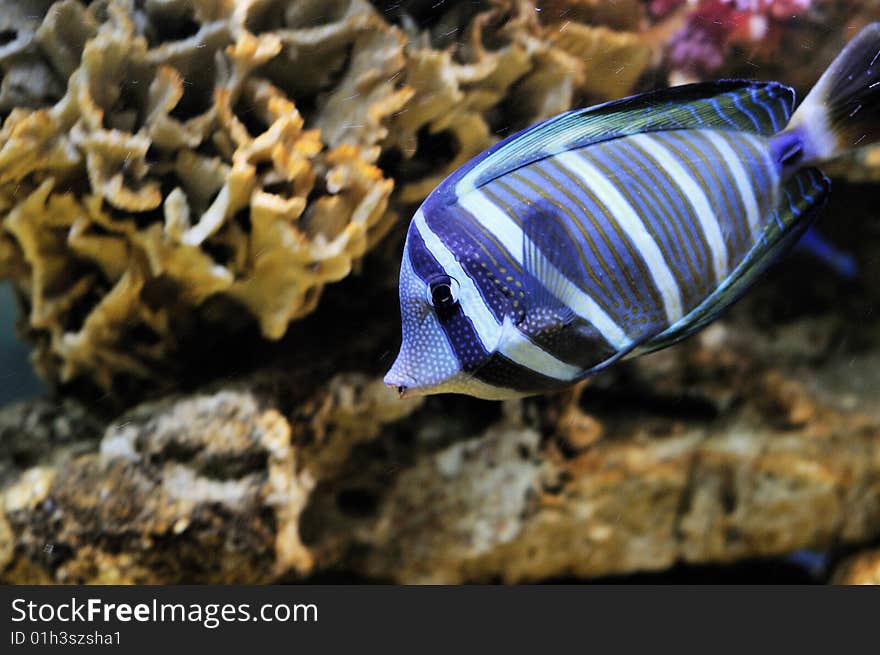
[{"xmin": 385, "ymin": 25, "xmax": 880, "ymax": 399}]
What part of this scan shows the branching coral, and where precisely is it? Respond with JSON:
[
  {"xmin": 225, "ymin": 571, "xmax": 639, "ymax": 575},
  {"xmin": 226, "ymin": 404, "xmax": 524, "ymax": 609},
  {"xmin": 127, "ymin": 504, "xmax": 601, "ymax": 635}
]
[
  {"xmin": 386, "ymin": 0, "xmax": 653, "ymax": 202},
  {"xmin": 660, "ymin": 0, "xmax": 814, "ymax": 78},
  {"xmin": 0, "ymin": 0, "xmax": 658, "ymax": 394}
]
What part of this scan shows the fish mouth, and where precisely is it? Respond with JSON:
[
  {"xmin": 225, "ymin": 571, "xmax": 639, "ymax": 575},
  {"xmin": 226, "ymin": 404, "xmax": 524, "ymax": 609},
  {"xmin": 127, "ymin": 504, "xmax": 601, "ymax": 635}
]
[
  {"xmin": 384, "ymin": 371, "xmax": 479, "ymax": 399},
  {"xmin": 386, "ymin": 383, "xmax": 410, "ymax": 398},
  {"xmin": 383, "ymin": 369, "xmax": 463, "ymax": 399},
  {"xmin": 383, "ymin": 369, "xmax": 417, "ymax": 399},
  {"xmin": 384, "ymin": 347, "xmax": 480, "ymax": 399}
]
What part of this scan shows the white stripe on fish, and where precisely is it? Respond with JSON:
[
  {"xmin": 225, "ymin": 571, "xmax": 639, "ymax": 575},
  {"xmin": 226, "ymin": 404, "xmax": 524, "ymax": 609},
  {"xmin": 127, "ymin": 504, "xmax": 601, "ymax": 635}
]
[
  {"xmin": 701, "ymin": 130, "xmax": 764, "ymax": 238},
  {"xmin": 626, "ymin": 133, "xmax": 730, "ymax": 285},
  {"xmin": 555, "ymin": 149, "xmax": 685, "ymax": 324}
]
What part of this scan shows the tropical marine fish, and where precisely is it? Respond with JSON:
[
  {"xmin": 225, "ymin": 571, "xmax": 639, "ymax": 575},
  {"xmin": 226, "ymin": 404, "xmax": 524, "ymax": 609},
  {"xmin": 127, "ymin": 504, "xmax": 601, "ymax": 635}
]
[{"xmin": 384, "ymin": 24, "xmax": 880, "ymax": 400}]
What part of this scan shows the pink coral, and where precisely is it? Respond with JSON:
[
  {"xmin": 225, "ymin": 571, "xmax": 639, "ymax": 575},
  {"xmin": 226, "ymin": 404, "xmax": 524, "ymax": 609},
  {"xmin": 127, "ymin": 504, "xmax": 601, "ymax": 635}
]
[
  {"xmin": 665, "ymin": 0, "xmax": 813, "ymax": 76},
  {"xmin": 648, "ymin": 0, "xmax": 687, "ymax": 21}
]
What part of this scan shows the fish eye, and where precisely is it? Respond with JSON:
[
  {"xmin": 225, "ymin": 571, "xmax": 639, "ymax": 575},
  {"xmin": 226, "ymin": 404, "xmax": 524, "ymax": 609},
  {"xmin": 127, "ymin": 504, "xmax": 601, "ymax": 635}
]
[{"xmin": 427, "ymin": 275, "xmax": 460, "ymax": 311}]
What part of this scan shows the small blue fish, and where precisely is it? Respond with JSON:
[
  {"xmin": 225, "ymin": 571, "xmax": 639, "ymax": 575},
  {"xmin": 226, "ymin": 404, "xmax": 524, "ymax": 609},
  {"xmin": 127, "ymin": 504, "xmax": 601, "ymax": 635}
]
[
  {"xmin": 385, "ymin": 24, "xmax": 880, "ymax": 399},
  {"xmin": 795, "ymin": 227, "xmax": 859, "ymax": 279}
]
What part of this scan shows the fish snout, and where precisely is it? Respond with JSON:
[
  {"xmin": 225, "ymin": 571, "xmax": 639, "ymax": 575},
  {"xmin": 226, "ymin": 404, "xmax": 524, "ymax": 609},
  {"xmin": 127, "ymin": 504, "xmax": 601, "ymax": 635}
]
[{"xmin": 383, "ymin": 362, "xmax": 417, "ymax": 399}]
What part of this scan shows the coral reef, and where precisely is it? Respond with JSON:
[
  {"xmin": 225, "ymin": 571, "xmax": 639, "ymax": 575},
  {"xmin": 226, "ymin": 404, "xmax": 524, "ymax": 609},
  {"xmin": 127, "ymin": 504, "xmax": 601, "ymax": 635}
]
[
  {"xmin": 0, "ymin": 0, "xmax": 399, "ymax": 392},
  {"xmin": 0, "ymin": 0, "xmax": 656, "ymax": 395},
  {"xmin": 659, "ymin": 1, "xmax": 880, "ymax": 86},
  {"xmin": 663, "ymin": 0, "xmax": 815, "ymax": 79}
]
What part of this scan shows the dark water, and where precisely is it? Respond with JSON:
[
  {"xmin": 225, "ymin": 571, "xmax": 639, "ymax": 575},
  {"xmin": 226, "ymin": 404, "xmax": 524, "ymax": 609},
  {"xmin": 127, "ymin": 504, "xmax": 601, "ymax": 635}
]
[{"xmin": 0, "ymin": 283, "xmax": 43, "ymax": 404}]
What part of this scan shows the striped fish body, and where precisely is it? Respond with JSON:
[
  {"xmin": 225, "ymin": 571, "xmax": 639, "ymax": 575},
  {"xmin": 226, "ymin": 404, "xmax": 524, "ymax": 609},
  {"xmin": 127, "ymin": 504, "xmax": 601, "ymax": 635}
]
[{"xmin": 385, "ymin": 25, "xmax": 880, "ymax": 399}]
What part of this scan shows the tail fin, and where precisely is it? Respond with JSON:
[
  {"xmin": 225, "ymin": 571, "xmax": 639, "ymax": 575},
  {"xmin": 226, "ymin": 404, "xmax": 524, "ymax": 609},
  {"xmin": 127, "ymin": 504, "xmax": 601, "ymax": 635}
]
[{"xmin": 786, "ymin": 23, "xmax": 880, "ymax": 163}]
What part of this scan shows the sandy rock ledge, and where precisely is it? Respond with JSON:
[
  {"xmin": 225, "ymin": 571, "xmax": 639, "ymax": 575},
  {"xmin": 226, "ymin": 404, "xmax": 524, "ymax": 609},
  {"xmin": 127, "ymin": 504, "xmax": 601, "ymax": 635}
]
[
  {"xmin": 832, "ymin": 550, "xmax": 880, "ymax": 585},
  {"xmin": 2, "ymin": 332, "xmax": 879, "ymax": 584}
]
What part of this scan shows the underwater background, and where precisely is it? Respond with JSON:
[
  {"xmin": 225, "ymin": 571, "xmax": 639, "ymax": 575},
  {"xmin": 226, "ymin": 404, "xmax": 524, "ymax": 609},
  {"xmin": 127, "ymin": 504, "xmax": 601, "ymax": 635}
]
[
  {"xmin": 0, "ymin": 0, "xmax": 879, "ymax": 584},
  {"xmin": 0, "ymin": 283, "xmax": 42, "ymax": 404}
]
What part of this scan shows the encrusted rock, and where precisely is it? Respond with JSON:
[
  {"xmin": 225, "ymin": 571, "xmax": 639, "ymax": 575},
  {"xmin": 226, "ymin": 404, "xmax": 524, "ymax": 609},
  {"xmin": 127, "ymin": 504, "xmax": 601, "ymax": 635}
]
[
  {"xmin": 0, "ymin": 374, "xmax": 422, "ymax": 583},
  {"xmin": 832, "ymin": 550, "xmax": 880, "ymax": 585},
  {"xmin": 0, "ymin": 397, "xmax": 102, "ymax": 487},
  {"xmin": 2, "ymin": 286, "xmax": 880, "ymax": 583}
]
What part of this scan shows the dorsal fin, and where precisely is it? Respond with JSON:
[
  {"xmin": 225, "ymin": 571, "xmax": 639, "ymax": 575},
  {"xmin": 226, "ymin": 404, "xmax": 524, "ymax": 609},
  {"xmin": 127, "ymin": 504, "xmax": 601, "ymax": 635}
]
[{"xmin": 446, "ymin": 80, "xmax": 795, "ymax": 199}]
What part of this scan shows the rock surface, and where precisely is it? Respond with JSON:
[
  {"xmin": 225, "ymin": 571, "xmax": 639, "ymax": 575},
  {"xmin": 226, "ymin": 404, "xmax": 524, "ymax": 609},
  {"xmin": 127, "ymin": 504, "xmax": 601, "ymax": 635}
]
[
  {"xmin": 3, "ymin": 187, "xmax": 880, "ymax": 583},
  {"xmin": 2, "ymin": 354, "xmax": 879, "ymax": 583},
  {"xmin": 832, "ymin": 550, "xmax": 880, "ymax": 585}
]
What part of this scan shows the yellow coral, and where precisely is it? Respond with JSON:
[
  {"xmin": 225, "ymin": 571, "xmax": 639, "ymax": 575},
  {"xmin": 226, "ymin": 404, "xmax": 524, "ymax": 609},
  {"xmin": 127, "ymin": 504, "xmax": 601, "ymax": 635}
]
[
  {"xmin": 386, "ymin": 0, "xmax": 653, "ymax": 203},
  {"xmin": 0, "ymin": 0, "xmax": 657, "ymax": 393},
  {"xmin": 0, "ymin": 0, "xmax": 404, "ymax": 389}
]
